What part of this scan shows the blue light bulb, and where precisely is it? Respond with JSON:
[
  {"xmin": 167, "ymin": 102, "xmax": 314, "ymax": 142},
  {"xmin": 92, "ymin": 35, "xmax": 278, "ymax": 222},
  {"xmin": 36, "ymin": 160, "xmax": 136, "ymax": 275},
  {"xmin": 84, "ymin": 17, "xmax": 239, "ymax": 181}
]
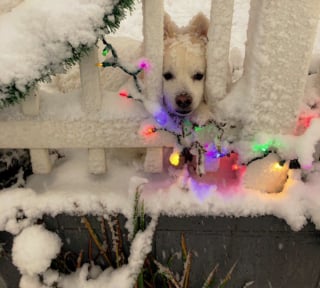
[{"xmin": 154, "ymin": 111, "xmax": 168, "ymax": 126}]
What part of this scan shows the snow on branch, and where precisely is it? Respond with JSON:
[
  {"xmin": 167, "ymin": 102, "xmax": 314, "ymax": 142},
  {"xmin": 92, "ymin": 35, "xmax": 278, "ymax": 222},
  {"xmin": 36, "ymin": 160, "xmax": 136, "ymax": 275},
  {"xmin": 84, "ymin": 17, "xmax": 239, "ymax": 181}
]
[{"xmin": 0, "ymin": 0, "xmax": 136, "ymax": 108}]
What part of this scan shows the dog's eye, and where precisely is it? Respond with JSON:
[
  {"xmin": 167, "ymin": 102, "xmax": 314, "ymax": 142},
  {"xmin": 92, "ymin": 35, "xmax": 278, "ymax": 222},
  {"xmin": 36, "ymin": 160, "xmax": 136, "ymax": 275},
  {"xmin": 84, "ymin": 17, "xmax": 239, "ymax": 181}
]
[
  {"xmin": 163, "ymin": 72, "xmax": 174, "ymax": 81},
  {"xmin": 192, "ymin": 73, "xmax": 204, "ymax": 81}
]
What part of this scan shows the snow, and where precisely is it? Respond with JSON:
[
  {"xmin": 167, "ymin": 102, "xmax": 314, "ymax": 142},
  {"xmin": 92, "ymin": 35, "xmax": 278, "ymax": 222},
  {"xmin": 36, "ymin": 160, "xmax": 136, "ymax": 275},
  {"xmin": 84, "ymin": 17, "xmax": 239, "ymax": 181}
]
[
  {"xmin": 1, "ymin": 0, "xmax": 320, "ymax": 287},
  {"xmin": 12, "ymin": 225, "xmax": 62, "ymax": 276},
  {"xmin": 0, "ymin": 0, "xmax": 115, "ymax": 95}
]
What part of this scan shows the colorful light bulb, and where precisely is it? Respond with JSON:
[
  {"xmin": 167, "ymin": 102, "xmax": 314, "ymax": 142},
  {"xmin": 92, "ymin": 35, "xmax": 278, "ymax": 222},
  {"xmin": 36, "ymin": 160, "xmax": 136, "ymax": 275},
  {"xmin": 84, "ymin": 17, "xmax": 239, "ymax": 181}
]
[
  {"xmin": 102, "ymin": 49, "xmax": 109, "ymax": 56},
  {"xmin": 169, "ymin": 152, "xmax": 180, "ymax": 166},
  {"xmin": 194, "ymin": 126, "xmax": 203, "ymax": 132},
  {"xmin": 273, "ymin": 160, "xmax": 285, "ymax": 171},
  {"xmin": 231, "ymin": 164, "xmax": 239, "ymax": 171},
  {"xmin": 143, "ymin": 126, "xmax": 156, "ymax": 136},
  {"xmin": 119, "ymin": 89, "xmax": 129, "ymax": 98},
  {"xmin": 138, "ymin": 58, "xmax": 150, "ymax": 71},
  {"xmin": 154, "ymin": 110, "xmax": 167, "ymax": 126},
  {"xmin": 252, "ymin": 140, "xmax": 273, "ymax": 153}
]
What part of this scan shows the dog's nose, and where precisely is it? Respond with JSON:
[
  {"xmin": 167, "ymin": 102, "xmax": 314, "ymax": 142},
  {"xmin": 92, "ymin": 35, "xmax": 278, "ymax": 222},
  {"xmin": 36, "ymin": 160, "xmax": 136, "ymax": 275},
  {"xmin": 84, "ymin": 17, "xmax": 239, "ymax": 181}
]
[{"xmin": 175, "ymin": 94, "xmax": 192, "ymax": 109}]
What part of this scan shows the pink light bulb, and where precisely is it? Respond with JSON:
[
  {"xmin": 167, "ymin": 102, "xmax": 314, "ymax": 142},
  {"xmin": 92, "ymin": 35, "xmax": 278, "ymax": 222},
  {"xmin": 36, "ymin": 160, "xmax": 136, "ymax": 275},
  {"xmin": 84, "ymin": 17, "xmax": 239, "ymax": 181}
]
[{"xmin": 138, "ymin": 58, "xmax": 151, "ymax": 71}]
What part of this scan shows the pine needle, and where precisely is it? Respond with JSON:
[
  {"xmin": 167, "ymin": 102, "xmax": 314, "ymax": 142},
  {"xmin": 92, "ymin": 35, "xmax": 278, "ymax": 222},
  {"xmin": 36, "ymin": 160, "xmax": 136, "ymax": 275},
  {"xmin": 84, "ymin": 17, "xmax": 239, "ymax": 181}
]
[{"xmin": 202, "ymin": 264, "xmax": 219, "ymax": 288}]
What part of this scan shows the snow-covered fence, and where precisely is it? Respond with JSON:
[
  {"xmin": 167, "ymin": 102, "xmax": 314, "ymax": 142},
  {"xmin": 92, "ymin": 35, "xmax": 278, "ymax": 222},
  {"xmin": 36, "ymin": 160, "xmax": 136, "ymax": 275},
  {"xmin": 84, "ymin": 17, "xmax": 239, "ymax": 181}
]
[{"xmin": 0, "ymin": 0, "xmax": 320, "ymax": 175}]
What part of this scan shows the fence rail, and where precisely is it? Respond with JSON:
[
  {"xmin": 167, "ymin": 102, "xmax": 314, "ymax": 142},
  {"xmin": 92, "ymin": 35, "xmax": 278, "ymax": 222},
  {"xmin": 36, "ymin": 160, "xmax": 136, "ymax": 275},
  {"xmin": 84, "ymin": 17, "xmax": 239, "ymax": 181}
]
[{"xmin": 0, "ymin": 0, "xmax": 320, "ymax": 175}]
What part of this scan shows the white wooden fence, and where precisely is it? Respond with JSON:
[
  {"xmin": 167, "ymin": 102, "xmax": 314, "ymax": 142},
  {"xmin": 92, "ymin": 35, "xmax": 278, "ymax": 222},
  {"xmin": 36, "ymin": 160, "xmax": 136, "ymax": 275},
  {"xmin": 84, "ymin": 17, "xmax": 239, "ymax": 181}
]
[{"xmin": 0, "ymin": 0, "xmax": 319, "ymax": 175}]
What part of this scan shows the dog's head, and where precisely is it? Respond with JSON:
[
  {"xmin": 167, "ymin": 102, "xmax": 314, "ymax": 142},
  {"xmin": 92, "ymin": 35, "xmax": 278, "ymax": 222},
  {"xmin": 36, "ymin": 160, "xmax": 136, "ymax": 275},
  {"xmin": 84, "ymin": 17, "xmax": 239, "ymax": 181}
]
[{"xmin": 162, "ymin": 13, "xmax": 209, "ymax": 116}]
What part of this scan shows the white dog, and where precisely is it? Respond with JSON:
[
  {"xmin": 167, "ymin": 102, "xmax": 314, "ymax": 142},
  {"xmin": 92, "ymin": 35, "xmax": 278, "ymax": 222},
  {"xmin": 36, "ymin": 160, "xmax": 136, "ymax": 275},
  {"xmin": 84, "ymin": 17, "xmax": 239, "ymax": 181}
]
[
  {"xmin": 162, "ymin": 12, "xmax": 212, "ymax": 123},
  {"xmin": 53, "ymin": 12, "xmax": 214, "ymax": 124}
]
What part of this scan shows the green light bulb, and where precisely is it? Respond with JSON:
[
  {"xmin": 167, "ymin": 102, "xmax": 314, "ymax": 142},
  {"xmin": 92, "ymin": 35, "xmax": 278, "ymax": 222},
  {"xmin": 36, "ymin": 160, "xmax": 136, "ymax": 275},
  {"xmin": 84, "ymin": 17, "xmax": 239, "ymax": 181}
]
[{"xmin": 102, "ymin": 49, "xmax": 109, "ymax": 56}]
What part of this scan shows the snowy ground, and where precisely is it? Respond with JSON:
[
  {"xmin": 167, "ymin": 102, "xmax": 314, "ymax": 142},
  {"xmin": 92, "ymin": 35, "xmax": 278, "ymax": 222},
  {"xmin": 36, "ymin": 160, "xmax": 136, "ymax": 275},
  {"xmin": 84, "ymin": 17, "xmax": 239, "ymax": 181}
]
[{"xmin": 1, "ymin": 1, "xmax": 320, "ymax": 287}]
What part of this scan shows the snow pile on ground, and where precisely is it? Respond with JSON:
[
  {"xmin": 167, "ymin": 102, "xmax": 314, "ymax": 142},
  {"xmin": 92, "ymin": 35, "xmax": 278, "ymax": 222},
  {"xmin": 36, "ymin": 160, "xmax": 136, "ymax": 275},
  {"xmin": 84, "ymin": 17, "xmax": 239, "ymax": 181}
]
[{"xmin": 12, "ymin": 225, "xmax": 62, "ymax": 276}]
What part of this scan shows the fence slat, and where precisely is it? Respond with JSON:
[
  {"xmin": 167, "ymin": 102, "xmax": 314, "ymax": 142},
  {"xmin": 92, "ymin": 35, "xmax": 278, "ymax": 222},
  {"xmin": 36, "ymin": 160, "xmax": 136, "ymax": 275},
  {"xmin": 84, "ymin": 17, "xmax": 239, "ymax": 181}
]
[
  {"xmin": 206, "ymin": 0, "xmax": 234, "ymax": 108},
  {"xmin": 21, "ymin": 87, "xmax": 40, "ymax": 116},
  {"xmin": 30, "ymin": 149, "xmax": 52, "ymax": 174},
  {"xmin": 88, "ymin": 148, "xmax": 107, "ymax": 174},
  {"xmin": 241, "ymin": 0, "xmax": 320, "ymax": 137},
  {"xmin": 79, "ymin": 46, "xmax": 102, "ymax": 113},
  {"xmin": 144, "ymin": 147, "xmax": 163, "ymax": 173},
  {"xmin": 0, "ymin": 120, "xmax": 176, "ymax": 149},
  {"xmin": 142, "ymin": 0, "xmax": 164, "ymax": 102}
]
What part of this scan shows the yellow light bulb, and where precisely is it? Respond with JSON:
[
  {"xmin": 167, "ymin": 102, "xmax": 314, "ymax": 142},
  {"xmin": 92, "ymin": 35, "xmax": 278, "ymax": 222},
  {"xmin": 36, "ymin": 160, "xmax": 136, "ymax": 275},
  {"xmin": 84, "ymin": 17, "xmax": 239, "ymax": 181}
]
[
  {"xmin": 96, "ymin": 63, "xmax": 103, "ymax": 67},
  {"xmin": 273, "ymin": 162, "xmax": 284, "ymax": 170},
  {"xmin": 169, "ymin": 152, "xmax": 180, "ymax": 167}
]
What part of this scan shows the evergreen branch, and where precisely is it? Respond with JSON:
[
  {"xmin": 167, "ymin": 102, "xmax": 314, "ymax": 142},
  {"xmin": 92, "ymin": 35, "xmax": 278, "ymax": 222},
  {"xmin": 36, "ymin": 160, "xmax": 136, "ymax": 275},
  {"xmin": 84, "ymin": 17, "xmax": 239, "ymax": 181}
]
[{"xmin": 0, "ymin": 0, "xmax": 136, "ymax": 109}]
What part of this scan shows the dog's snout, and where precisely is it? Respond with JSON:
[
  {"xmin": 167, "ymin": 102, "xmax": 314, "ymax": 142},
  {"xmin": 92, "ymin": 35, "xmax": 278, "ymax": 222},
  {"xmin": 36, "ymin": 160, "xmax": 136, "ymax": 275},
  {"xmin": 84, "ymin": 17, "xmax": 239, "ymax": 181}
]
[{"xmin": 175, "ymin": 94, "xmax": 192, "ymax": 109}]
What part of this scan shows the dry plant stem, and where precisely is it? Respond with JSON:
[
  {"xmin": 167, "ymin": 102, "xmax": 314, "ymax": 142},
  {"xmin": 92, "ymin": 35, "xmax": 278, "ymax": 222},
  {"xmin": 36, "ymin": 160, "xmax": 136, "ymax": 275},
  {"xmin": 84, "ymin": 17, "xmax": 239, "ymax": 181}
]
[
  {"xmin": 202, "ymin": 264, "xmax": 219, "ymax": 288},
  {"xmin": 77, "ymin": 250, "xmax": 84, "ymax": 269},
  {"xmin": 82, "ymin": 216, "xmax": 112, "ymax": 267},
  {"xmin": 181, "ymin": 252, "xmax": 192, "ymax": 288},
  {"xmin": 116, "ymin": 216, "xmax": 125, "ymax": 265},
  {"xmin": 180, "ymin": 233, "xmax": 188, "ymax": 261},
  {"xmin": 88, "ymin": 238, "xmax": 93, "ymax": 263},
  {"xmin": 154, "ymin": 260, "xmax": 180, "ymax": 288},
  {"xmin": 99, "ymin": 216, "xmax": 109, "ymax": 251},
  {"xmin": 219, "ymin": 261, "xmax": 238, "ymax": 288}
]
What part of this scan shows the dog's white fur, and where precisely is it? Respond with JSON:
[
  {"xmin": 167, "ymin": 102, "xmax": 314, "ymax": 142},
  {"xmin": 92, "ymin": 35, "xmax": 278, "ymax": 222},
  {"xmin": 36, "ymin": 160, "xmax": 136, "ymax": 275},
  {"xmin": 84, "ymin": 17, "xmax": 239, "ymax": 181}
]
[
  {"xmin": 53, "ymin": 13, "xmax": 213, "ymax": 123},
  {"xmin": 163, "ymin": 13, "xmax": 212, "ymax": 123}
]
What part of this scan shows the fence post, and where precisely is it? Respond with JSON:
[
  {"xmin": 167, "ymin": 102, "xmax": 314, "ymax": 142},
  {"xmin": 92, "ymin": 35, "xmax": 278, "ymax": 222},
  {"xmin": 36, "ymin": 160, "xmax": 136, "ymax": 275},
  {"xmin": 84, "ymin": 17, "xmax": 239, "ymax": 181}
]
[
  {"xmin": 21, "ymin": 87, "xmax": 40, "ymax": 116},
  {"xmin": 30, "ymin": 149, "xmax": 52, "ymax": 174},
  {"xmin": 142, "ymin": 0, "xmax": 164, "ymax": 102},
  {"xmin": 80, "ymin": 46, "xmax": 102, "ymax": 113},
  {"xmin": 88, "ymin": 148, "xmax": 107, "ymax": 174},
  {"xmin": 80, "ymin": 46, "xmax": 107, "ymax": 174},
  {"xmin": 21, "ymin": 87, "xmax": 52, "ymax": 174},
  {"xmin": 241, "ymin": 0, "xmax": 320, "ymax": 137},
  {"xmin": 142, "ymin": 0, "xmax": 164, "ymax": 173},
  {"xmin": 144, "ymin": 147, "xmax": 163, "ymax": 173},
  {"xmin": 206, "ymin": 0, "xmax": 234, "ymax": 108}
]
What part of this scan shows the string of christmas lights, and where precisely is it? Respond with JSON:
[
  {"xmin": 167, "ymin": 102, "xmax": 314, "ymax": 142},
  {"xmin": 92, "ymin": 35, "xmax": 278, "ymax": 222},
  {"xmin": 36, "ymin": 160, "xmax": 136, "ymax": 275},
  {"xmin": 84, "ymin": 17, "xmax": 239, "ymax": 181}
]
[
  {"xmin": 97, "ymin": 39, "xmax": 226, "ymax": 175},
  {"xmin": 97, "ymin": 39, "xmax": 308, "ymax": 180}
]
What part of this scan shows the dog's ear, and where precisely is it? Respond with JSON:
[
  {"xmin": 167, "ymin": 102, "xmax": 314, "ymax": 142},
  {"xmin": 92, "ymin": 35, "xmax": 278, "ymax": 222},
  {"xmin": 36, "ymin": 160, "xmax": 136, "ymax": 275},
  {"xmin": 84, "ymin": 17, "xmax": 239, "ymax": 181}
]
[
  {"xmin": 187, "ymin": 12, "xmax": 209, "ymax": 38},
  {"xmin": 164, "ymin": 13, "xmax": 179, "ymax": 39}
]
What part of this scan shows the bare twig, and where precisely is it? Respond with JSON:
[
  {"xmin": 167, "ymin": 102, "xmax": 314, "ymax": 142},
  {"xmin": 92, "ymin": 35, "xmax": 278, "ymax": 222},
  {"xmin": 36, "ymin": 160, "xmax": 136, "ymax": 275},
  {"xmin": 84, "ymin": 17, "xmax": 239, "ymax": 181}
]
[
  {"xmin": 77, "ymin": 250, "xmax": 83, "ymax": 269},
  {"xmin": 82, "ymin": 216, "xmax": 112, "ymax": 267}
]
